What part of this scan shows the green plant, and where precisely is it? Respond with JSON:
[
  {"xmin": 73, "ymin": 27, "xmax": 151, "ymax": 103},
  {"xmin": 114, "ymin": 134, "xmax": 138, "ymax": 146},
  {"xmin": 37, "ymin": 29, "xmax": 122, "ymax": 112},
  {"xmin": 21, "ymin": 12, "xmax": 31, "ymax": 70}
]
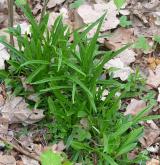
[
  {"xmin": 119, "ymin": 16, "xmax": 132, "ymax": 28},
  {"xmin": 134, "ymin": 36, "xmax": 150, "ymax": 53},
  {"xmin": 0, "ymin": 1, "xmax": 160, "ymax": 164},
  {"xmin": 40, "ymin": 150, "xmax": 72, "ymax": 165},
  {"xmin": 114, "ymin": 0, "xmax": 126, "ymax": 9},
  {"xmin": 70, "ymin": 0, "xmax": 85, "ymax": 9}
]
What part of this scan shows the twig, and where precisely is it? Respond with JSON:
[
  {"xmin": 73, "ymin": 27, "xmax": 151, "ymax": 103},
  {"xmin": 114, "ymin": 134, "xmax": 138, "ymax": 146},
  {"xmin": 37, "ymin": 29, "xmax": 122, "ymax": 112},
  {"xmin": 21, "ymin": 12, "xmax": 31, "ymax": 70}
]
[
  {"xmin": 7, "ymin": 0, "xmax": 14, "ymax": 46},
  {"xmin": 40, "ymin": 0, "xmax": 49, "ymax": 22},
  {"xmin": 0, "ymin": 136, "xmax": 40, "ymax": 162}
]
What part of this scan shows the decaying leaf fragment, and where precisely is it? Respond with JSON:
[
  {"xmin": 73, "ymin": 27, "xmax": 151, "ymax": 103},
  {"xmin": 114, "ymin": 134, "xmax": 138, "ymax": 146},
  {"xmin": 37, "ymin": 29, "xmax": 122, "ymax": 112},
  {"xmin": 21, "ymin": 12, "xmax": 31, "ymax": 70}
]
[
  {"xmin": 105, "ymin": 28, "xmax": 134, "ymax": 50},
  {"xmin": 139, "ymin": 121, "xmax": 160, "ymax": 147},
  {"xmin": 146, "ymin": 158, "xmax": 160, "ymax": 165},
  {"xmin": 104, "ymin": 58, "xmax": 133, "ymax": 81},
  {"xmin": 0, "ymin": 117, "xmax": 9, "ymax": 136},
  {"xmin": 52, "ymin": 141, "xmax": 66, "ymax": 153},
  {"xmin": 147, "ymin": 65, "xmax": 160, "ymax": 88},
  {"xmin": 21, "ymin": 155, "xmax": 39, "ymax": 165},
  {"xmin": 124, "ymin": 99, "xmax": 146, "ymax": 116},
  {"xmin": 117, "ymin": 49, "xmax": 136, "ymax": 66},
  {"xmin": 47, "ymin": 0, "xmax": 65, "ymax": 8},
  {"xmin": 0, "ymin": 43, "xmax": 10, "ymax": 70},
  {"xmin": 0, "ymin": 155, "xmax": 16, "ymax": 165},
  {"xmin": 1, "ymin": 96, "xmax": 44, "ymax": 124}
]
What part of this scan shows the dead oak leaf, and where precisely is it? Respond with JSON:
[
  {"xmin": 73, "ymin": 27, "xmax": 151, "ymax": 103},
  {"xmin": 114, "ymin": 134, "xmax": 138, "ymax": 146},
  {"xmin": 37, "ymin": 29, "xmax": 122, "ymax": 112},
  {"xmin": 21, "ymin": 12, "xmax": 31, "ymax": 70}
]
[
  {"xmin": 139, "ymin": 121, "xmax": 160, "ymax": 147},
  {"xmin": 124, "ymin": 99, "xmax": 146, "ymax": 116},
  {"xmin": 1, "ymin": 96, "xmax": 44, "ymax": 124},
  {"xmin": 76, "ymin": 1, "xmax": 119, "ymax": 31},
  {"xmin": 117, "ymin": 49, "xmax": 136, "ymax": 66},
  {"xmin": 77, "ymin": 4, "xmax": 103, "ymax": 24},
  {"xmin": 104, "ymin": 28, "xmax": 134, "ymax": 50}
]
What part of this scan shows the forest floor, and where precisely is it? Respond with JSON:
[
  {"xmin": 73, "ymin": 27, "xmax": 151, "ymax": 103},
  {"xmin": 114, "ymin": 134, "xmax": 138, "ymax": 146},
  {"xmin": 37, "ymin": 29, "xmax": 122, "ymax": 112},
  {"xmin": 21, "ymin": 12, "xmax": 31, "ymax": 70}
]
[{"xmin": 0, "ymin": 0, "xmax": 159, "ymax": 164}]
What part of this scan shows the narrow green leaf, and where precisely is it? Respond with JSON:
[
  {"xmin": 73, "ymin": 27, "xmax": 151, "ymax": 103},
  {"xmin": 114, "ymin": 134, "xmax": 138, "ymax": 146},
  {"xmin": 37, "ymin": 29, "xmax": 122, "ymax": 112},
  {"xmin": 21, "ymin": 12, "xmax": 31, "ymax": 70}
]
[
  {"xmin": 57, "ymin": 50, "xmax": 62, "ymax": 71},
  {"xmin": 40, "ymin": 86, "xmax": 71, "ymax": 93},
  {"xmin": 68, "ymin": 76, "xmax": 97, "ymax": 112},
  {"xmin": 111, "ymin": 122, "xmax": 133, "ymax": 138},
  {"xmin": 20, "ymin": 60, "xmax": 49, "ymax": 67},
  {"xmin": 72, "ymin": 83, "xmax": 76, "ymax": 104},
  {"xmin": 138, "ymin": 115, "xmax": 160, "ymax": 122},
  {"xmin": 114, "ymin": 0, "xmax": 126, "ymax": 9},
  {"xmin": 70, "ymin": 0, "xmax": 85, "ymax": 9},
  {"xmin": 103, "ymin": 134, "xmax": 109, "ymax": 153},
  {"xmin": 133, "ymin": 103, "xmax": 155, "ymax": 124},
  {"xmin": 64, "ymin": 61, "xmax": 86, "ymax": 77},
  {"xmin": 104, "ymin": 155, "xmax": 118, "ymax": 165},
  {"xmin": 31, "ymin": 76, "xmax": 65, "ymax": 84},
  {"xmin": 26, "ymin": 65, "xmax": 46, "ymax": 83},
  {"xmin": 117, "ymin": 143, "xmax": 137, "ymax": 156},
  {"xmin": 71, "ymin": 141, "xmax": 91, "ymax": 151},
  {"xmin": 0, "ymin": 70, "xmax": 9, "ymax": 79},
  {"xmin": 123, "ymin": 127, "xmax": 143, "ymax": 146},
  {"xmin": 0, "ymin": 40, "xmax": 24, "ymax": 58}
]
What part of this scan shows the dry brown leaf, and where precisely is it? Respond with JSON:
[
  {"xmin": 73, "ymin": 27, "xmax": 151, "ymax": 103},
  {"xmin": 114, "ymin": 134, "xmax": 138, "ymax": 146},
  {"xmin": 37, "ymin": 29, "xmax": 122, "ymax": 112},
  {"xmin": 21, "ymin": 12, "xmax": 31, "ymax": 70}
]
[
  {"xmin": 94, "ymin": 0, "xmax": 106, "ymax": 3},
  {"xmin": 142, "ymin": 0, "xmax": 160, "ymax": 10},
  {"xmin": 52, "ymin": 141, "xmax": 66, "ymax": 153},
  {"xmin": 104, "ymin": 58, "xmax": 133, "ymax": 81},
  {"xmin": 113, "ymin": 67, "xmax": 133, "ymax": 81},
  {"xmin": 75, "ymin": 1, "xmax": 119, "ymax": 31},
  {"xmin": 0, "ymin": 13, "xmax": 8, "ymax": 27},
  {"xmin": 0, "ymin": 117, "xmax": 8, "ymax": 137},
  {"xmin": 0, "ymin": 155, "xmax": 16, "ymax": 165},
  {"xmin": 47, "ymin": 9, "xmax": 71, "ymax": 28},
  {"xmin": 101, "ymin": 89, "xmax": 109, "ymax": 101},
  {"xmin": 124, "ymin": 99, "xmax": 146, "ymax": 116},
  {"xmin": 96, "ymin": 1, "xmax": 119, "ymax": 31},
  {"xmin": 32, "ymin": 3, "xmax": 42, "ymax": 15},
  {"xmin": 0, "ymin": 43, "xmax": 10, "ymax": 70},
  {"xmin": 147, "ymin": 65, "xmax": 160, "ymax": 88},
  {"xmin": 147, "ymin": 57, "xmax": 160, "ymax": 70},
  {"xmin": 147, "ymin": 143, "xmax": 160, "ymax": 153},
  {"xmin": 104, "ymin": 28, "xmax": 134, "ymax": 50},
  {"xmin": 47, "ymin": 0, "xmax": 65, "ymax": 8},
  {"xmin": 1, "ymin": 96, "xmax": 44, "ymax": 124},
  {"xmin": 128, "ymin": 148, "xmax": 139, "ymax": 160},
  {"xmin": 20, "ymin": 77, "xmax": 34, "ymax": 92},
  {"xmin": 77, "ymin": 4, "xmax": 103, "ymax": 24},
  {"xmin": 0, "ymin": 0, "xmax": 7, "ymax": 11},
  {"xmin": 16, "ymin": 160, "xmax": 24, "ymax": 165},
  {"xmin": 117, "ymin": 49, "xmax": 136, "ymax": 66},
  {"xmin": 19, "ymin": 135, "xmax": 34, "ymax": 151},
  {"xmin": 139, "ymin": 121, "xmax": 160, "ymax": 147},
  {"xmin": 21, "ymin": 155, "xmax": 39, "ymax": 165},
  {"xmin": 27, "ymin": 94, "xmax": 39, "ymax": 102},
  {"xmin": 80, "ymin": 118, "xmax": 89, "ymax": 129},
  {"xmin": 146, "ymin": 158, "xmax": 160, "ymax": 165},
  {"xmin": 0, "ymin": 94, "xmax": 5, "ymax": 107},
  {"xmin": 139, "ymin": 128, "xmax": 160, "ymax": 147}
]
